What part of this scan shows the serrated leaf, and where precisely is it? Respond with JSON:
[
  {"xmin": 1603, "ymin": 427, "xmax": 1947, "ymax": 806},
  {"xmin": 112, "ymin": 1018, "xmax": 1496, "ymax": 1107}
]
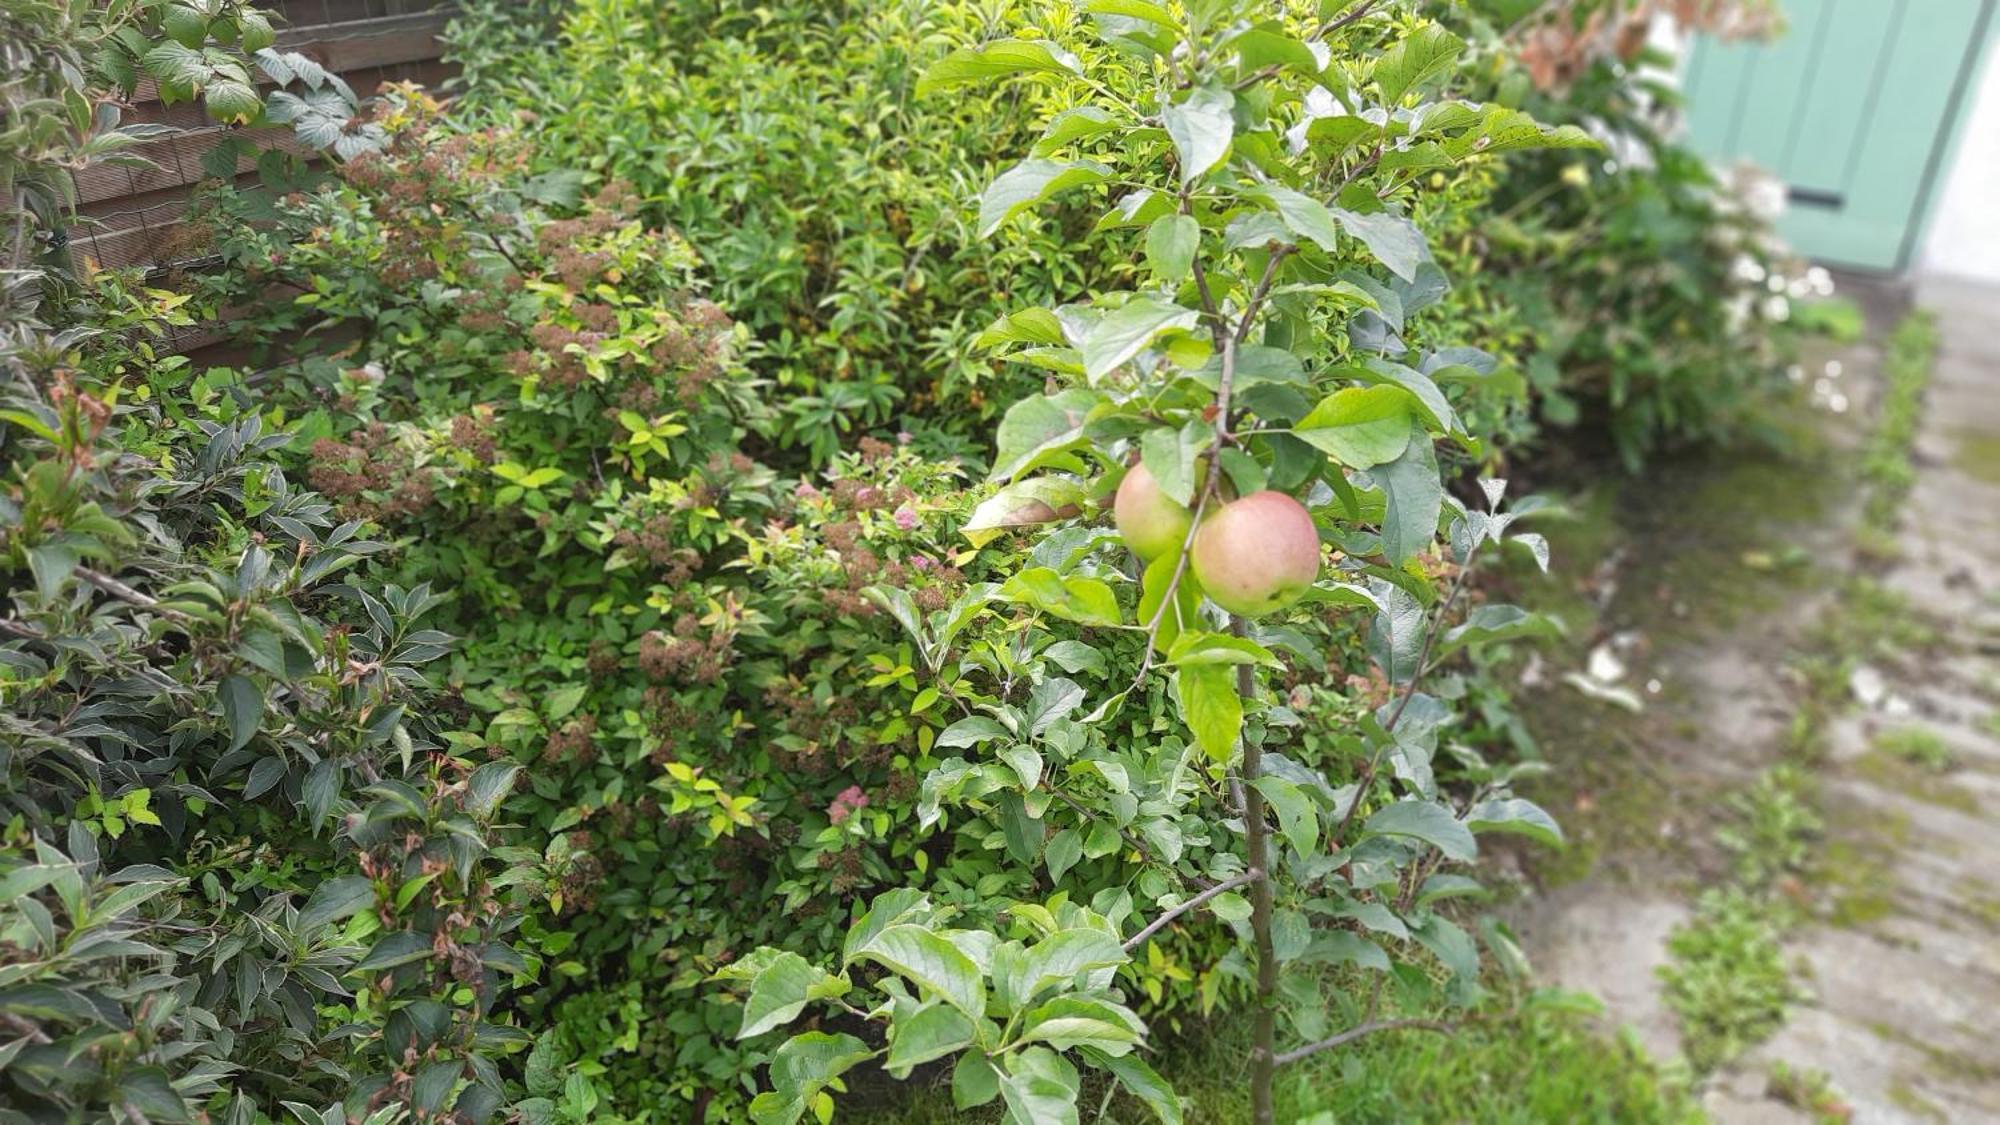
[
  {"xmin": 853, "ymin": 926, "xmax": 985, "ymax": 1017},
  {"xmin": 1375, "ymin": 24, "xmax": 1463, "ymax": 105}
]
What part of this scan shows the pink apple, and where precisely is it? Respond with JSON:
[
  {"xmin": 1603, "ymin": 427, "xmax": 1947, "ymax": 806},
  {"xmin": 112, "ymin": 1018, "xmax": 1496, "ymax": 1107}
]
[{"xmin": 1190, "ymin": 491, "xmax": 1321, "ymax": 617}]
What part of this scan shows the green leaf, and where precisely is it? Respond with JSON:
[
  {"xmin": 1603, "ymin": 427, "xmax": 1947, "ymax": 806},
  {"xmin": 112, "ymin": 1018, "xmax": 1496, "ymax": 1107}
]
[
  {"xmin": 1374, "ymin": 24, "xmax": 1464, "ymax": 105},
  {"xmin": 1002, "ymin": 567, "xmax": 1122, "ymax": 627},
  {"xmin": 887, "ymin": 1002, "xmax": 974, "ymax": 1072},
  {"xmin": 1044, "ymin": 828, "xmax": 1083, "ymax": 884},
  {"xmin": 1363, "ymin": 799, "xmax": 1476, "ymax": 862},
  {"xmin": 1138, "ymin": 552, "xmax": 1200, "ymax": 655},
  {"xmin": 299, "ymin": 875, "xmax": 374, "ymax": 932},
  {"xmin": 853, "ymin": 925, "xmax": 986, "ymax": 1018},
  {"xmin": 953, "ymin": 1050, "xmax": 1003, "ymax": 1108},
  {"xmin": 976, "ymin": 307, "xmax": 1067, "ymax": 349},
  {"xmin": 1081, "ymin": 297, "xmax": 1199, "ymax": 380},
  {"xmin": 1163, "ymin": 85, "xmax": 1234, "ymax": 184},
  {"xmin": 354, "ymin": 931, "xmax": 432, "ymax": 972},
  {"xmin": 1252, "ymin": 184, "xmax": 1340, "ymax": 252},
  {"xmin": 545, "ymin": 683, "xmax": 587, "ymax": 722},
  {"xmin": 1016, "ymin": 996, "xmax": 1144, "ymax": 1051},
  {"xmin": 998, "ymin": 1047, "xmax": 1082, "ymax": 1125},
  {"xmin": 1294, "ymin": 385, "xmax": 1415, "ymax": 468},
  {"xmin": 1164, "ymin": 631, "xmax": 1281, "ymax": 669},
  {"xmin": 749, "ymin": 1032, "xmax": 874, "ymax": 1125},
  {"xmin": 1139, "ymin": 421, "xmax": 1206, "ymax": 507},
  {"xmin": 1144, "ymin": 213, "xmax": 1199, "ymax": 282},
  {"xmin": 1332, "ymin": 207, "xmax": 1429, "ymax": 282},
  {"xmin": 219, "ymin": 674, "xmax": 262, "ymax": 753},
  {"xmin": 963, "ymin": 478, "xmax": 1086, "ymax": 547},
  {"xmin": 1174, "ymin": 663, "xmax": 1241, "ymax": 765},
  {"xmin": 1234, "ymin": 28, "xmax": 1320, "ymax": 77},
  {"xmin": 937, "ymin": 717, "xmax": 1010, "ymax": 749},
  {"xmin": 466, "ymin": 761, "xmax": 519, "ymax": 819},
  {"xmin": 1466, "ymin": 797, "xmax": 1564, "ymax": 848},
  {"xmin": 1374, "ymin": 420, "xmax": 1442, "ymax": 565},
  {"xmin": 740, "ymin": 952, "xmax": 849, "ymax": 1039},
  {"xmin": 1080, "ymin": 1047, "xmax": 1182, "ymax": 1125},
  {"xmin": 1251, "ymin": 776, "xmax": 1319, "ymax": 857},
  {"xmin": 1365, "ymin": 577, "xmax": 1424, "ymax": 684},
  {"xmin": 1083, "ymin": 0, "xmax": 1180, "ymax": 30},
  {"xmin": 918, "ymin": 39, "xmax": 1082, "ymax": 96},
  {"xmin": 979, "ymin": 158, "xmax": 1112, "ymax": 237},
  {"xmin": 1035, "ymin": 106, "xmax": 1121, "ymax": 154},
  {"xmin": 1439, "ymin": 604, "xmax": 1562, "ymax": 656},
  {"xmin": 204, "ymin": 79, "xmax": 262, "ymax": 125},
  {"xmin": 990, "ymin": 389, "xmax": 1099, "ymax": 482},
  {"xmin": 163, "ymin": 4, "xmax": 209, "ymax": 48},
  {"xmin": 1020, "ymin": 929, "xmax": 1126, "ymax": 999}
]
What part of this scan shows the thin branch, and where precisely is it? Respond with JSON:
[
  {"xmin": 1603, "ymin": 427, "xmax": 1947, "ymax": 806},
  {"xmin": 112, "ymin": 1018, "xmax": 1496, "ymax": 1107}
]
[
  {"xmin": 1332, "ymin": 542, "xmax": 1478, "ymax": 846},
  {"xmin": 1274, "ymin": 1017, "xmax": 1453, "ymax": 1066},
  {"xmin": 1234, "ymin": 246, "xmax": 1293, "ymax": 344},
  {"xmin": 1231, "ymin": 0, "xmax": 1386, "ymax": 90},
  {"xmin": 1122, "ymin": 869, "xmax": 1260, "ymax": 952},
  {"xmin": 0, "ymin": 617, "xmax": 45, "ymax": 641},
  {"xmin": 1129, "ymin": 472, "xmax": 1219, "ymax": 687},
  {"xmin": 75, "ymin": 566, "xmax": 159, "ymax": 608},
  {"xmin": 1384, "ymin": 548, "xmax": 1475, "ymax": 731}
]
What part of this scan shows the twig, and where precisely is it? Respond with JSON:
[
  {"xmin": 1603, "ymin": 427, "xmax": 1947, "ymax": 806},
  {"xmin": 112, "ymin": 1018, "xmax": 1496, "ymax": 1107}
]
[
  {"xmin": 1332, "ymin": 543, "xmax": 1478, "ymax": 846},
  {"xmin": 0, "ymin": 618, "xmax": 44, "ymax": 641},
  {"xmin": 1384, "ymin": 548, "xmax": 1475, "ymax": 730},
  {"xmin": 1234, "ymin": 246, "xmax": 1293, "ymax": 344},
  {"xmin": 1274, "ymin": 1017, "xmax": 1453, "ymax": 1066},
  {"xmin": 1232, "ymin": 0, "xmax": 1385, "ymax": 90},
  {"xmin": 1122, "ymin": 868, "xmax": 1260, "ymax": 952},
  {"xmin": 75, "ymin": 566, "xmax": 159, "ymax": 608}
]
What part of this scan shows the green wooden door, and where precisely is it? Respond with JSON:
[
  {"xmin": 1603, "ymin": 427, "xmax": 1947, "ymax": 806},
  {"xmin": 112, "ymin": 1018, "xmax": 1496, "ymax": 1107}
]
[{"xmin": 1682, "ymin": 0, "xmax": 1997, "ymax": 271}]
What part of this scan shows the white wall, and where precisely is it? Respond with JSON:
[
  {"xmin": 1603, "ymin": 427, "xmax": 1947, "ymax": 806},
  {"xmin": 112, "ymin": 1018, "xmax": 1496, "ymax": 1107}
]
[{"xmin": 1920, "ymin": 39, "xmax": 2000, "ymax": 283}]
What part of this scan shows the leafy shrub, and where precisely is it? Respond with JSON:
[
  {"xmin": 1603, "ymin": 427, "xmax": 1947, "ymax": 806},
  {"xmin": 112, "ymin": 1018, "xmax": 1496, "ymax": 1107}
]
[
  {"xmin": 1433, "ymin": 0, "xmax": 1806, "ymax": 466},
  {"xmin": 0, "ymin": 276, "xmax": 529, "ymax": 1119},
  {"xmin": 441, "ymin": 0, "xmax": 1141, "ymax": 464}
]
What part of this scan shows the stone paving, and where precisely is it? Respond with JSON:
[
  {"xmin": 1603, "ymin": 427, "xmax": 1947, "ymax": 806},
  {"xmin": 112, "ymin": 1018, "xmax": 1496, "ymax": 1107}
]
[{"xmin": 1513, "ymin": 276, "xmax": 2000, "ymax": 1124}]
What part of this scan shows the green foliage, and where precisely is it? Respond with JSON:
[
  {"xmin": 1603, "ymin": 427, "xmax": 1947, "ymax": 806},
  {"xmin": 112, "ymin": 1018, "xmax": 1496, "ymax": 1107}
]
[
  {"xmin": 1422, "ymin": 2, "xmax": 1804, "ymax": 466},
  {"xmin": 0, "ymin": 279, "xmax": 528, "ymax": 1119},
  {"xmin": 1659, "ymin": 888, "xmax": 1802, "ymax": 1073},
  {"xmin": 1862, "ymin": 312, "xmax": 1939, "ymax": 522},
  {"xmin": 730, "ymin": 3, "xmax": 1586, "ymax": 1119},
  {"xmin": 443, "ymin": 0, "xmax": 1134, "ymax": 464},
  {"xmin": 1716, "ymin": 765, "xmax": 1822, "ymax": 891},
  {"xmin": 1872, "ymin": 726, "xmax": 1953, "ymax": 772},
  {"xmin": 3, "ymin": 0, "xmax": 387, "ymax": 291}
]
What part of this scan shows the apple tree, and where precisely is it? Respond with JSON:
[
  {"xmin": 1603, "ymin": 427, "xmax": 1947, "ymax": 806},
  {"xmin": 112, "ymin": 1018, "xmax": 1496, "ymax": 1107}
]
[{"xmin": 721, "ymin": 2, "xmax": 1584, "ymax": 1121}]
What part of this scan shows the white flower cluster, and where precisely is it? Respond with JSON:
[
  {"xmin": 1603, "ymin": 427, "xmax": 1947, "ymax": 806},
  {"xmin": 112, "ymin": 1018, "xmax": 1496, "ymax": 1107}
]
[{"xmin": 1788, "ymin": 356, "xmax": 1850, "ymax": 414}]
